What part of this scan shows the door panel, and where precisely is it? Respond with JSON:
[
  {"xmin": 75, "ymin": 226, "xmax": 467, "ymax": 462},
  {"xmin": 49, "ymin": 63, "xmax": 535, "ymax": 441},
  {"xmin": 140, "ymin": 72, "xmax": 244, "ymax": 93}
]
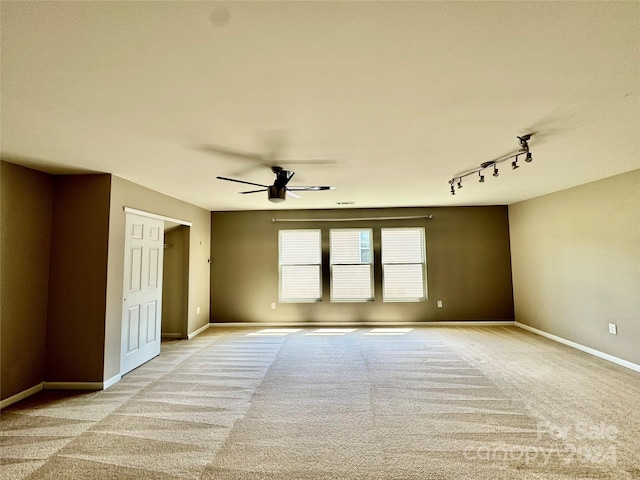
[
  {"xmin": 146, "ymin": 300, "xmax": 157, "ymax": 344},
  {"xmin": 131, "ymin": 222, "xmax": 143, "ymax": 239},
  {"xmin": 121, "ymin": 213, "xmax": 164, "ymax": 375},
  {"xmin": 130, "ymin": 247, "xmax": 143, "ymax": 292},
  {"xmin": 148, "ymin": 248, "xmax": 159, "ymax": 288},
  {"xmin": 126, "ymin": 305, "xmax": 140, "ymax": 353},
  {"xmin": 149, "ymin": 225, "xmax": 160, "ymax": 241}
]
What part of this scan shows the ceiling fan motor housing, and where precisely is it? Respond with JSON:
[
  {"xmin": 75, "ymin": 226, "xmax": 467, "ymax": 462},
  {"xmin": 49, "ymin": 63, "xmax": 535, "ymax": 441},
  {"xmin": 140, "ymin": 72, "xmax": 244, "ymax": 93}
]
[{"xmin": 268, "ymin": 185, "xmax": 286, "ymax": 202}]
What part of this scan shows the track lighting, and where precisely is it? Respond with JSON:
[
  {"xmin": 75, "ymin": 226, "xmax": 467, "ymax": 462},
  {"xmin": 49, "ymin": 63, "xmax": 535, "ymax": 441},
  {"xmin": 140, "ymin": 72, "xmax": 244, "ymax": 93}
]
[{"xmin": 447, "ymin": 135, "xmax": 534, "ymax": 195}]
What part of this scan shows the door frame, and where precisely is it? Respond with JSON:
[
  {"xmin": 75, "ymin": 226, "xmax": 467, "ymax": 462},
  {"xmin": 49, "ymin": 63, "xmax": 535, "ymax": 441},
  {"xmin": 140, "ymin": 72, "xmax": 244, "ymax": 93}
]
[
  {"xmin": 121, "ymin": 207, "xmax": 192, "ymax": 375},
  {"xmin": 123, "ymin": 207, "xmax": 192, "ymax": 229}
]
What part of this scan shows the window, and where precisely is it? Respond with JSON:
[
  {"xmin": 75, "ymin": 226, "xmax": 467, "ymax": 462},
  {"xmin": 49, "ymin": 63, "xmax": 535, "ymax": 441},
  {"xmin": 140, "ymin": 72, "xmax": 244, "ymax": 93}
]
[
  {"xmin": 381, "ymin": 228, "xmax": 426, "ymax": 301},
  {"xmin": 279, "ymin": 227, "xmax": 426, "ymax": 303},
  {"xmin": 279, "ymin": 229, "xmax": 322, "ymax": 302},
  {"xmin": 330, "ymin": 229, "xmax": 373, "ymax": 301}
]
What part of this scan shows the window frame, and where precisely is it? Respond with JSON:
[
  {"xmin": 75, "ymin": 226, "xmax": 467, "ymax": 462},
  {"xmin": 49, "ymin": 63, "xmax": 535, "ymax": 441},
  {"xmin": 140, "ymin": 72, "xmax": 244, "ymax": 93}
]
[
  {"xmin": 329, "ymin": 228, "xmax": 374, "ymax": 302},
  {"xmin": 381, "ymin": 227, "xmax": 427, "ymax": 302},
  {"xmin": 278, "ymin": 229, "xmax": 322, "ymax": 303}
]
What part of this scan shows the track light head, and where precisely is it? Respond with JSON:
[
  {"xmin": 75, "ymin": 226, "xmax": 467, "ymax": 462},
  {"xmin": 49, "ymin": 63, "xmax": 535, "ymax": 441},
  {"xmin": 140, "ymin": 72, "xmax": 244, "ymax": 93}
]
[
  {"xmin": 525, "ymin": 152, "xmax": 533, "ymax": 162},
  {"xmin": 518, "ymin": 134, "xmax": 531, "ymax": 152},
  {"xmin": 512, "ymin": 159, "xmax": 519, "ymax": 170},
  {"xmin": 493, "ymin": 166, "xmax": 499, "ymax": 177},
  {"xmin": 457, "ymin": 179, "xmax": 463, "ymax": 189},
  {"xmin": 478, "ymin": 172, "xmax": 485, "ymax": 183},
  {"xmin": 450, "ymin": 184, "xmax": 455, "ymax": 195}
]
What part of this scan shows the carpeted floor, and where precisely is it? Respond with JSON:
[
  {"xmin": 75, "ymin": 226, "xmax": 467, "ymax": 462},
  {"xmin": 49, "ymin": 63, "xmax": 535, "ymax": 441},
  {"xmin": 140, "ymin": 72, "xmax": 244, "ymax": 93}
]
[{"xmin": 1, "ymin": 326, "xmax": 639, "ymax": 479}]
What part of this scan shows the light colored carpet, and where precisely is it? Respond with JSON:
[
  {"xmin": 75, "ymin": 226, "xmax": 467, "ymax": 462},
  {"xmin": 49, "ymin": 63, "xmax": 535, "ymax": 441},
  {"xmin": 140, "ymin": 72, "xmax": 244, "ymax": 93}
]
[{"xmin": 1, "ymin": 326, "xmax": 639, "ymax": 479}]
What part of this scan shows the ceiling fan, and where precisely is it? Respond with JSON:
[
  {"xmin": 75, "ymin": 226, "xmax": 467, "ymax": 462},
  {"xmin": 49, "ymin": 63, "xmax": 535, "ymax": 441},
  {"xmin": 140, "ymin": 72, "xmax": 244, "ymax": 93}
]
[{"xmin": 216, "ymin": 166, "xmax": 336, "ymax": 203}]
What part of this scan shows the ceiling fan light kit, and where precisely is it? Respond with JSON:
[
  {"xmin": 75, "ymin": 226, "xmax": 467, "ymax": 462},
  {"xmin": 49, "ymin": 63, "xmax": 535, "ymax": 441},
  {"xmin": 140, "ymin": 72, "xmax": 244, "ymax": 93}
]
[
  {"xmin": 217, "ymin": 165, "xmax": 336, "ymax": 203},
  {"xmin": 268, "ymin": 185, "xmax": 287, "ymax": 203},
  {"xmin": 449, "ymin": 135, "xmax": 533, "ymax": 195}
]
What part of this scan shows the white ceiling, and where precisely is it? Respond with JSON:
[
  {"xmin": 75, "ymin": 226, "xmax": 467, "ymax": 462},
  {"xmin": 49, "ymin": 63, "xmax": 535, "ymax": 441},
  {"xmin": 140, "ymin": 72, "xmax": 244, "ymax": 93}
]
[{"xmin": 1, "ymin": 1, "xmax": 638, "ymax": 211}]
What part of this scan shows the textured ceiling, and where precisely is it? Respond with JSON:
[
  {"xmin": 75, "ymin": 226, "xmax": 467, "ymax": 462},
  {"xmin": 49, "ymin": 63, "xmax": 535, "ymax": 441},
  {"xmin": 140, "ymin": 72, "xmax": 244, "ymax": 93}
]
[{"xmin": 1, "ymin": 1, "xmax": 639, "ymax": 211}]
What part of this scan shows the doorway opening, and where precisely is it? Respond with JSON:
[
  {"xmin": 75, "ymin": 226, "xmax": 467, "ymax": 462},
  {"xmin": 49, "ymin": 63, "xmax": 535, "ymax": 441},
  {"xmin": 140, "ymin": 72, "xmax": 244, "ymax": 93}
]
[{"xmin": 162, "ymin": 223, "xmax": 190, "ymax": 339}]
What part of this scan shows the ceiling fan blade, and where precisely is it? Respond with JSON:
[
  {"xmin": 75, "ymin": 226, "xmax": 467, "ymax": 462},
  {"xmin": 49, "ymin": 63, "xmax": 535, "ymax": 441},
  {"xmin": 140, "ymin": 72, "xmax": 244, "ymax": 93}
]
[
  {"xmin": 200, "ymin": 144, "xmax": 267, "ymax": 163},
  {"xmin": 286, "ymin": 190, "xmax": 302, "ymax": 199},
  {"xmin": 239, "ymin": 189, "xmax": 268, "ymax": 194},
  {"xmin": 200, "ymin": 145, "xmax": 336, "ymax": 167},
  {"xmin": 216, "ymin": 176, "xmax": 269, "ymax": 189},
  {"xmin": 287, "ymin": 186, "xmax": 336, "ymax": 191},
  {"xmin": 276, "ymin": 159, "xmax": 337, "ymax": 166}
]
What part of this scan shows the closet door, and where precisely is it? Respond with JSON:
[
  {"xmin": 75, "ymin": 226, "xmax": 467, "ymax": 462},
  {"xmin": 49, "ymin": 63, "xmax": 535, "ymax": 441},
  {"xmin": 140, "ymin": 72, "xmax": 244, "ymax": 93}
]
[{"xmin": 121, "ymin": 213, "xmax": 164, "ymax": 375}]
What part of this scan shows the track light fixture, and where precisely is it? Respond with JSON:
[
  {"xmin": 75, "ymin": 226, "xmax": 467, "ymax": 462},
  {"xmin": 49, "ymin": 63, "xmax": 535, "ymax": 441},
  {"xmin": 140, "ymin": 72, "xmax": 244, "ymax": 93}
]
[{"xmin": 447, "ymin": 135, "xmax": 534, "ymax": 195}]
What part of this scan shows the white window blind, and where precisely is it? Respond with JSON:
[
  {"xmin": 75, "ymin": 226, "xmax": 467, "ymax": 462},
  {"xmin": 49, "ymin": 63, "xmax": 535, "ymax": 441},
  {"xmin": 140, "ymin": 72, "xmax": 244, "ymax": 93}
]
[
  {"xmin": 381, "ymin": 228, "xmax": 426, "ymax": 301},
  {"xmin": 330, "ymin": 229, "xmax": 373, "ymax": 301},
  {"xmin": 279, "ymin": 230, "xmax": 321, "ymax": 302}
]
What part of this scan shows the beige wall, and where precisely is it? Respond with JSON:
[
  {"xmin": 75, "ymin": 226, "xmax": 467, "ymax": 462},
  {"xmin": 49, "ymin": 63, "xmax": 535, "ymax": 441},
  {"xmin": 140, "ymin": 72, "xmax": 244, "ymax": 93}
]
[
  {"xmin": 46, "ymin": 174, "xmax": 111, "ymax": 382},
  {"xmin": 2, "ymin": 165, "xmax": 211, "ymax": 401},
  {"xmin": 1, "ymin": 162, "xmax": 54, "ymax": 400},
  {"xmin": 509, "ymin": 169, "xmax": 640, "ymax": 365},
  {"xmin": 104, "ymin": 176, "xmax": 211, "ymax": 379},
  {"xmin": 211, "ymin": 206, "xmax": 514, "ymax": 323}
]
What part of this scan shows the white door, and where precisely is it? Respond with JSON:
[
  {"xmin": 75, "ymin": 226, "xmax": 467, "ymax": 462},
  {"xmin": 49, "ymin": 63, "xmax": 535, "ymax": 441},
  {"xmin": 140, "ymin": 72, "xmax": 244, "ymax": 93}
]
[{"xmin": 121, "ymin": 213, "xmax": 164, "ymax": 375}]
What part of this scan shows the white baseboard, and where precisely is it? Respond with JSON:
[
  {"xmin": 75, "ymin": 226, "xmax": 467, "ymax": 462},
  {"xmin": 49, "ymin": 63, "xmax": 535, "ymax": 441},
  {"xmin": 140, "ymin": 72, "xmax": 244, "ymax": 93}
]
[
  {"xmin": 0, "ymin": 382, "xmax": 44, "ymax": 409},
  {"xmin": 103, "ymin": 374, "xmax": 121, "ymax": 390},
  {"xmin": 187, "ymin": 322, "xmax": 212, "ymax": 339},
  {"xmin": 516, "ymin": 322, "xmax": 640, "ymax": 373},
  {"xmin": 208, "ymin": 320, "xmax": 515, "ymax": 328}
]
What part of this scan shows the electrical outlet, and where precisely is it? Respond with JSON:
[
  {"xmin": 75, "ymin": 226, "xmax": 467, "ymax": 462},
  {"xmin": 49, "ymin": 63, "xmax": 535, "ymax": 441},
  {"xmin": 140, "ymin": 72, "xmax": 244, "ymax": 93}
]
[
  {"xmin": 271, "ymin": 302, "xmax": 276, "ymax": 309},
  {"xmin": 608, "ymin": 323, "xmax": 617, "ymax": 335},
  {"xmin": 437, "ymin": 300, "xmax": 443, "ymax": 308}
]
